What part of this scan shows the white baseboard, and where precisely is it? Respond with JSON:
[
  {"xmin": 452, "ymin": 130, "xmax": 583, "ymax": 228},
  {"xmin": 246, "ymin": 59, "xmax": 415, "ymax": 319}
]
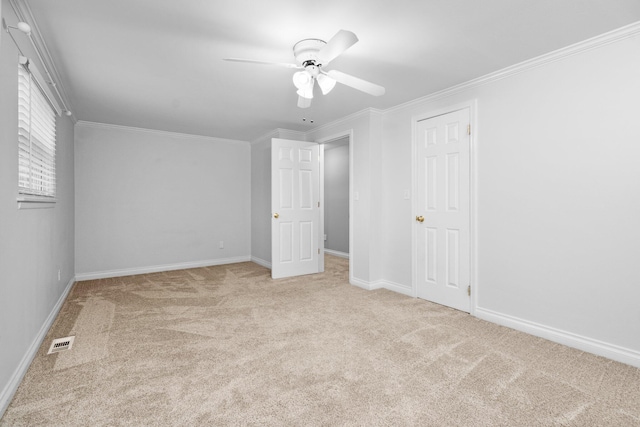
[
  {"xmin": 375, "ymin": 280, "xmax": 414, "ymax": 297},
  {"xmin": 369, "ymin": 280, "xmax": 415, "ymax": 297},
  {"xmin": 349, "ymin": 278, "xmax": 414, "ymax": 297},
  {"xmin": 75, "ymin": 256, "xmax": 252, "ymax": 281},
  {"xmin": 349, "ymin": 276, "xmax": 373, "ymax": 290},
  {"xmin": 324, "ymin": 249, "xmax": 349, "ymax": 259},
  {"xmin": 250, "ymin": 256, "xmax": 272, "ymax": 269},
  {"xmin": 475, "ymin": 307, "xmax": 640, "ymax": 368},
  {"xmin": 0, "ymin": 276, "xmax": 75, "ymax": 418}
]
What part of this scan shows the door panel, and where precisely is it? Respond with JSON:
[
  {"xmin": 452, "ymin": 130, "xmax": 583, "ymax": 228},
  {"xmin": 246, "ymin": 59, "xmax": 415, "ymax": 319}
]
[
  {"xmin": 279, "ymin": 222, "xmax": 293, "ymax": 262},
  {"xmin": 416, "ymin": 109, "xmax": 470, "ymax": 312},
  {"xmin": 426, "ymin": 227, "xmax": 437, "ymax": 282},
  {"xmin": 425, "ymin": 156, "xmax": 437, "ymax": 211},
  {"xmin": 272, "ymin": 138, "xmax": 320, "ymax": 279}
]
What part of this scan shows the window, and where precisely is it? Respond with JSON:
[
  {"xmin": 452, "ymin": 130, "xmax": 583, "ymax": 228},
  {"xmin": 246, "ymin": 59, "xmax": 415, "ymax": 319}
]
[{"xmin": 18, "ymin": 57, "xmax": 57, "ymax": 199}]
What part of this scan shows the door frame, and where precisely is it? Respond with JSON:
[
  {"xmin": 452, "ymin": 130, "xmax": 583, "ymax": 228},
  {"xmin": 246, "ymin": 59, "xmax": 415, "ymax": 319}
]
[
  {"xmin": 317, "ymin": 130, "xmax": 354, "ymax": 284},
  {"xmin": 411, "ymin": 100, "xmax": 478, "ymax": 314}
]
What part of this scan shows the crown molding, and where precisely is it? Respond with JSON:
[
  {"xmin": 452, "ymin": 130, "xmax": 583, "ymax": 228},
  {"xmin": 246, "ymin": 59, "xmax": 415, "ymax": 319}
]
[
  {"xmin": 250, "ymin": 129, "xmax": 281, "ymax": 145},
  {"xmin": 75, "ymin": 120, "xmax": 249, "ymax": 145},
  {"xmin": 10, "ymin": 0, "xmax": 75, "ymax": 122},
  {"xmin": 385, "ymin": 20, "xmax": 640, "ymax": 115}
]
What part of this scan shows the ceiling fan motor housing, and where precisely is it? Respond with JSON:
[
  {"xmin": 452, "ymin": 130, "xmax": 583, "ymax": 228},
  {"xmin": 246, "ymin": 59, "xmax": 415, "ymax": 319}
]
[{"xmin": 293, "ymin": 38, "xmax": 327, "ymax": 66}]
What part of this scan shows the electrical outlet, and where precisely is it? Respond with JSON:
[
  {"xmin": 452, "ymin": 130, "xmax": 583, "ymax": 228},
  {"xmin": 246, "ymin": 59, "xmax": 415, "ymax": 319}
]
[
  {"xmin": 324, "ymin": 234, "xmax": 327, "ymax": 241},
  {"xmin": 219, "ymin": 241, "xmax": 224, "ymax": 249},
  {"xmin": 57, "ymin": 269, "xmax": 61, "ymax": 281}
]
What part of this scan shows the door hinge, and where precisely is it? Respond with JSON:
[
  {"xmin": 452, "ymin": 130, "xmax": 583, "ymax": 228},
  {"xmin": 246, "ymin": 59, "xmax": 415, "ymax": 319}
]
[
  {"xmin": 467, "ymin": 285, "xmax": 471, "ymax": 297},
  {"xmin": 318, "ymin": 248, "xmax": 320, "ymax": 254},
  {"xmin": 467, "ymin": 124, "xmax": 471, "ymax": 135},
  {"xmin": 318, "ymin": 201, "xmax": 320, "ymax": 208}
]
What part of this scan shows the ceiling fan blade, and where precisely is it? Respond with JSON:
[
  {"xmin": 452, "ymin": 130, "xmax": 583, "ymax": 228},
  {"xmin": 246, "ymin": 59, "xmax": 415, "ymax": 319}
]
[
  {"xmin": 326, "ymin": 70, "xmax": 385, "ymax": 96},
  {"xmin": 317, "ymin": 30, "xmax": 358, "ymax": 65},
  {"xmin": 223, "ymin": 58, "xmax": 301, "ymax": 69},
  {"xmin": 297, "ymin": 95, "xmax": 312, "ymax": 109}
]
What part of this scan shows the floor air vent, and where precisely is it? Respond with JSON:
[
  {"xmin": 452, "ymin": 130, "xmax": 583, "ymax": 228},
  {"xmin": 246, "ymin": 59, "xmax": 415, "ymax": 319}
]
[{"xmin": 47, "ymin": 336, "xmax": 75, "ymax": 354}]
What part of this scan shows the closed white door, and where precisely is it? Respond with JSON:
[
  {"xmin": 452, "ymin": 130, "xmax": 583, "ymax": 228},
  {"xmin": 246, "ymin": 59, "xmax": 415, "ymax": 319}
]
[
  {"xmin": 415, "ymin": 108, "xmax": 470, "ymax": 312},
  {"xmin": 271, "ymin": 138, "xmax": 320, "ymax": 279}
]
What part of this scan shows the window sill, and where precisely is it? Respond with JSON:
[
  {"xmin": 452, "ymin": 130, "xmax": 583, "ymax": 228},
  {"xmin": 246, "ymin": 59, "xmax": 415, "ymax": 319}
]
[{"xmin": 17, "ymin": 196, "xmax": 57, "ymax": 210}]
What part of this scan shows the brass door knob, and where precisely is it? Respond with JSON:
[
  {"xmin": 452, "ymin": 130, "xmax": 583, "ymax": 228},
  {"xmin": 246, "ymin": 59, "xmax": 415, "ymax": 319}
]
[
  {"xmin": 273, "ymin": 213, "xmax": 279, "ymax": 219},
  {"xmin": 415, "ymin": 215, "xmax": 425, "ymax": 223}
]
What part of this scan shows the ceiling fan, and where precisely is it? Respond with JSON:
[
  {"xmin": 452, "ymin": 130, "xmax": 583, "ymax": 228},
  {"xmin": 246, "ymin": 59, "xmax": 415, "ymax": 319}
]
[{"xmin": 224, "ymin": 30, "xmax": 385, "ymax": 108}]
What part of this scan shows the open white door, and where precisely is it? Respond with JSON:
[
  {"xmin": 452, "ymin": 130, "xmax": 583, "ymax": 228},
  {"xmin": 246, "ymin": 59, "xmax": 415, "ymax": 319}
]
[{"xmin": 271, "ymin": 138, "xmax": 320, "ymax": 279}]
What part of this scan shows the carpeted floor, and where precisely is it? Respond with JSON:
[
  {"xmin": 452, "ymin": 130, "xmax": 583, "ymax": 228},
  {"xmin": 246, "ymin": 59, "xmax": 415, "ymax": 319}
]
[{"xmin": 2, "ymin": 255, "xmax": 639, "ymax": 426}]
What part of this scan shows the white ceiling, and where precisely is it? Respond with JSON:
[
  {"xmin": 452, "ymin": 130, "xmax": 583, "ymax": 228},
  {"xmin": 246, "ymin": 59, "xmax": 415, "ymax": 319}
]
[{"xmin": 19, "ymin": 0, "xmax": 640, "ymax": 141}]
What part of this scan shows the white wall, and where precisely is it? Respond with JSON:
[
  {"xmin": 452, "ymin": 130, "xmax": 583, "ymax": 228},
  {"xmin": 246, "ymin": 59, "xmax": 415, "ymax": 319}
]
[
  {"xmin": 324, "ymin": 138, "xmax": 349, "ymax": 254},
  {"xmin": 380, "ymin": 30, "xmax": 640, "ymax": 364},
  {"xmin": 0, "ymin": 0, "xmax": 75, "ymax": 413},
  {"xmin": 306, "ymin": 111, "xmax": 383, "ymax": 286},
  {"xmin": 75, "ymin": 122, "xmax": 251, "ymax": 277}
]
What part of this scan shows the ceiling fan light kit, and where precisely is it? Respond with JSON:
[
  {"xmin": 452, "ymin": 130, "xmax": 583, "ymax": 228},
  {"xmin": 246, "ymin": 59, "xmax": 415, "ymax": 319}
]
[
  {"xmin": 224, "ymin": 30, "xmax": 385, "ymax": 108},
  {"xmin": 292, "ymin": 70, "xmax": 312, "ymax": 88},
  {"xmin": 296, "ymin": 86, "xmax": 314, "ymax": 99},
  {"xmin": 316, "ymin": 74, "xmax": 336, "ymax": 95}
]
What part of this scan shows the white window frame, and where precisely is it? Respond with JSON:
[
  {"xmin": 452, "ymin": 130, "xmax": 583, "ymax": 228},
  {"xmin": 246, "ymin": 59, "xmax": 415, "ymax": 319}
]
[{"xmin": 17, "ymin": 55, "xmax": 61, "ymax": 208}]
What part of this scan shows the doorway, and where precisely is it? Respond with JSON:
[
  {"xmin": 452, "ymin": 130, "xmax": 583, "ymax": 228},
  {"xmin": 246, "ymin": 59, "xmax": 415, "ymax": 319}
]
[
  {"xmin": 323, "ymin": 137, "xmax": 350, "ymax": 259},
  {"xmin": 269, "ymin": 134, "xmax": 352, "ymax": 281},
  {"xmin": 319, "ymin": 132, "xmax": 352, "ymax": 282}
]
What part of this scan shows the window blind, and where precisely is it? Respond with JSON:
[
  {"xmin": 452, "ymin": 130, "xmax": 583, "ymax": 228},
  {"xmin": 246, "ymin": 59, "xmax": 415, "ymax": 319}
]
[{"xmin": 18, "ymin": 61, "xmax": 57, "ymax": 198}]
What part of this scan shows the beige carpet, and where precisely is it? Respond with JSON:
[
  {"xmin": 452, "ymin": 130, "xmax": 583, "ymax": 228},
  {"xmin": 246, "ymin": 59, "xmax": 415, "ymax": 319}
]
[{"xmin": 2, "ymin": 255, "xmax": 639, "ymax": 426}]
